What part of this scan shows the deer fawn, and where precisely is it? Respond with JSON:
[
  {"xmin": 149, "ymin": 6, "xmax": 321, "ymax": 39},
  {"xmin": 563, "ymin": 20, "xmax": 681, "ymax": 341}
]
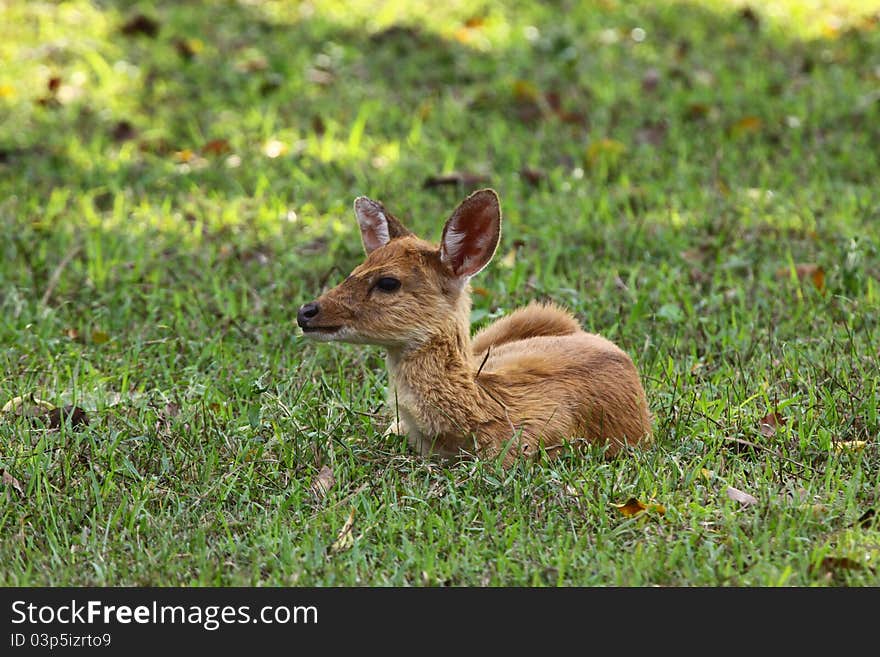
[{"xmin": 297, "ymin": 189, "xmax": 652, "ymax": 466}]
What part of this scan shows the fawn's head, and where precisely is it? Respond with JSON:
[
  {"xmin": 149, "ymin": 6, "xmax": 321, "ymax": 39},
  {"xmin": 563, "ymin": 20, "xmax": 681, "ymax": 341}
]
[{"xmin": 297, "ymin": 189, "xmax": 501, "ymax": 349}]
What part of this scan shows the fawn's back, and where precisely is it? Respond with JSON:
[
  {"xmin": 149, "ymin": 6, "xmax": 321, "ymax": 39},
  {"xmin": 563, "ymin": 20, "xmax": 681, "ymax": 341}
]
[{"xmin": 298, "ymin": 189, "xmax": 652, "ymax": 465}]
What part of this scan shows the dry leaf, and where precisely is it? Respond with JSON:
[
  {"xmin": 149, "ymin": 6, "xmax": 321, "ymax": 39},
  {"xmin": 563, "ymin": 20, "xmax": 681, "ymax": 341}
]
[
  {"xmin": 685, "ymin": 103, "xmax": 711, "ymax": 120},
  {"xmin": 759, "ymin": 411, "xmax": 785, "ymax": 438},
  {"xmin": 776, "ymin": 263, "xmax": 825, "ymax": 291},
  {"xmin": 812, "ymin": 556, "xmax": 865, "ymax": 579},
  {"xmin": 1, "ymin": 469, "xmax": 24, "ymax": 497},
  {"xmin": 729, "ymin": 116, "xmax": 763, "ymax": 137},
  {"xmin": 331, "ymin": 508, "xmax": 356, "ymax": 553},
  {"xmin": 612, "ymin": 497, "xmax": 665, "ymax": 517},
  {"xmin": 202, "ymin": 139, "xmax": 231, "ymax": 156},
  {"xmin": 726, "ymin": 485, "xmax": 758, "ymax": 506},
  {"xmin": 120, "ymin": 14, "xmax": 160, "ymax": 38},
  {"xmin": 833, "ymin": 440, "xmax": 867, "ymax": 452},
  {"xmin": 91, "ymin": 330, "xmax": 110, "ymax": 344},
  {"xmin": 38, "ymin": 406, "xmax": 89, "ymax": 431},
  {"xmin": 520, "ymin": 167, "xmax": 546, "ymax": 186},
  {"xmin": 311, "ymin": 465, "xmax": 335, "ymax": 499},
  {"xmin": 110, "ymin": 120, "xmax": 137, "ymax": 142},
  {"xmin": 2, "ymin": 395, "xmax": 56, "ymax": 416},
  {"xmin": 585, "ymin": 138, "xmax": 626, "ymax": 167}
]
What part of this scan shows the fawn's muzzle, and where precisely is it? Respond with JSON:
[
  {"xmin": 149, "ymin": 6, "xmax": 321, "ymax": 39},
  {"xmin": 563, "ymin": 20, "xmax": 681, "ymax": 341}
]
[{"xmin": 297, "ymin": 302, "xmax": 320, "ymax": 328}]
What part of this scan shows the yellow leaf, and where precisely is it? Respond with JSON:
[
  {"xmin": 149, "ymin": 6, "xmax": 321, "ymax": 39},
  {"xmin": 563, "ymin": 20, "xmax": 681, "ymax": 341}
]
[
  {"xmin": 91, "ymin": 330, "xmax": 110, "ymax": 344},
  {"xmin": 729, "ymin": 116, "xmax": 763, "ymax": 137},
  {"xmin": 0, "ymin": 84, "xmax": 15, "ymax": 99},
  {"xmin": 586, "ymin": 138, "xmax": 627, "ymax": 167},
  {"xmin": 833, "ymin": 440, "xmax": 867, "ymax": 452},
  {"xmin": 612, "ymin": 497, "xmax": 665, "ymax": 517},
  {"xmin": 512, "ymin": 79, "xmax": 539, "ymax": 102},
  {"xmin": 499, "ymin": 247, "xmax": 518, "ymax": 269},
  {"xmin": 2, "ymin": 395, "xmax": 56, "ymax": 415},
  {"xmin": 331, "ymin": 508, "xmax": 356, "ymax": 553},
  {"xmin": 174, "ymin": 149, "xmax": 194, "ymax": 163}
]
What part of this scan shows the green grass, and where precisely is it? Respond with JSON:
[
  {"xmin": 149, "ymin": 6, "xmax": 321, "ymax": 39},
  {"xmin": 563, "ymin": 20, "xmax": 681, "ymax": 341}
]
[{"xmin": 1, "ymin": 0, "xmax": 879, "ymax": 586}]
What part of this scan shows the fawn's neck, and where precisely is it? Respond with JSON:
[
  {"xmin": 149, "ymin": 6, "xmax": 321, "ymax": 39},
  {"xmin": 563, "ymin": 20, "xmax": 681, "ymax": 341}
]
[{"xmin": 384, "ymin": 296, "xmax": 492, "ymax": 433}]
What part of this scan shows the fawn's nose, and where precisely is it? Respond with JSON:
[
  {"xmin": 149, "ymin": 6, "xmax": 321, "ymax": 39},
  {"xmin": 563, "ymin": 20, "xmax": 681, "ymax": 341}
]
[{"xmin": 297, "ymin": 302, "xmax": 320, "ymax": 327}]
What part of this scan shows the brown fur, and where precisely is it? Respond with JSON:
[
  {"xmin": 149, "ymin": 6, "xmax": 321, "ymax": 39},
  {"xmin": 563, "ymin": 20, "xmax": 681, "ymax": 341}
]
[{"xmin": 298, "ymin": 189, "xmax": 652, "ymax": 466}]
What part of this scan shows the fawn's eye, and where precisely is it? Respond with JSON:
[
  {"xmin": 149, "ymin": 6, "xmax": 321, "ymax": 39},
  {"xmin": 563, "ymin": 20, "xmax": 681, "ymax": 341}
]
[{"xmin": 375, "ymin": 277, "xmax": 401, "ymax": 292}]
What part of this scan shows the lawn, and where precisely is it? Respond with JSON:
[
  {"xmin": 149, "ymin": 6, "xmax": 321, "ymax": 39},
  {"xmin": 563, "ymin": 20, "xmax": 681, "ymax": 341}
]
[{"xmin": 1, "ymin": 0, "xmax": 879, "ymax": 586}]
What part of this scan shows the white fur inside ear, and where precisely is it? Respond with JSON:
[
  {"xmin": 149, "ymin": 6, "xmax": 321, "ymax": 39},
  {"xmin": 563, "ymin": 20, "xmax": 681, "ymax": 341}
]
[
  {"xmin": 354, "ymin": 197, "xmax": 390, "ymax": 253},
  {"xmin": 441, "ymin": 224, "xmax": 496, "ymax": 277}
]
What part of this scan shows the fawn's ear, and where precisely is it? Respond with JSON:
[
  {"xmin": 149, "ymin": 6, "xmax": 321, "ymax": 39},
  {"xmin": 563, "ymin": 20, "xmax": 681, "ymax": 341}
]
[
  {"xmin": 440, "ymin": 189, "xmax": 501, "ymax": 281},
  {"xmin": 354, "ymin": 197, "xmax": 412, "ymax": 254}
]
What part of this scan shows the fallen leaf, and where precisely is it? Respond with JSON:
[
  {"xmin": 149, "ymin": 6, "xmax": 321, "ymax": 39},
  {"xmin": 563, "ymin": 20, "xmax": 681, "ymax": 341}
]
[
  {"xmin": 512, "ymin": 80, "xmax": 539, "ymax": 102},
  {"xmin": 0, "ymin": 84, "xmax": 15, "ymax": 99},
  {"xmin": 120, "ymin": 14, "xmax": 160, "ymax": 38},
  {"xmin": 464, "ymin": 16, "xmax": 486, "ymax": 29},
  {"xmin": 202, "ymin": 139, "xmax": 231, "ymax": 156},
  {"xmin": 47, "ymin": 76, "xmax": 62, "ymax": 93},
  {"xmin": 729, "ymin": 116, "xmax": 763, "ymax": 137},
  {"xmin": 684, "ymin": 103, "xmax": 711, "ymax": 121},
  {"xmin": 423, "ymin": 172, "xmax": 490, "ymax": 188},
  {"xmin": 585, "ymin": 138, "xmax": 626, "ymax": 167},
  {"xmin": 812, "ymin": 556, "xmax": 866, "ymax": 579},
  {"xmin": 759, "ymin": 411, "xmax": 785, "ymax": 438},
  {"xmin": 36, "ymin": 406, "xmax": 89, "ymax": 431},
  {"xmin": 110, "ymin": 120, "xmax": 137, "ymax": 142},
  {"xmin": 2, "ymin": 395, "xmax": 56, "ymax": 416},
  {"xmin": 330, "ymin": 508, "xmax": 356, "ymax": 553},
  {"xmin": 174, "ymin": 38, "xmax": 204, "ymax": 60},
  {"xmin": 612, "ymin": 497, "xmax": 665, "ymax": 517},
  {"xmin": 520, "ymin": 167, "xmax": 546, "ymax": 186},
  {"xmin": 833, "ymin": 440, "xmax": 867, "ymax": 452},
  {"xmin": 726, "ymin": 485, "xmax": 758, "ymax": 506},
  {"xmin": 91, "ymin": 330, "xmax": 110, "ymax": 344},
  {"xmin": 776, "ymin": 263, "xmax": 825, "ymax": 292},
  {"xmin": 311, "ymin": 465, "xmax": 335, "ymax": 500},
  {"xmin": 499, "ymin": 247, "xmax": 518, "ymax": 269},
  {"xmin": 1, "ymin": 469, "xmax": 24, "ymax": 497}
]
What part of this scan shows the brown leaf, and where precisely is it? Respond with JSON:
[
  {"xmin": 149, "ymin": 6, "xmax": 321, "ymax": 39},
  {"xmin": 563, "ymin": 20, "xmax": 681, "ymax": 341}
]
[
  {"xmin": 311, "ymin": 465, "xmax": 335, "ymax": 500},
  {"xmin": 36, "ymin": 405, "xmax": 89, "ymax": 431},
  {"xmin": 726, "ymin": 485, "xmax": 758, "ymax": 506},
  {"xmin": 520, "ymin": 167, "xmax": 546, "ymax": 186},
  {"xmin": 685, "ymin": 103, "xmax": 711, "ymax": 121},
  {"xmin": 202, "ymin": 139, "xmax": 231, "ymax": 156},
  {"xmin": 423, "ymin": 172, "xmax": 490, "ymax": 188},
  {"xmin": 91, "ymin": 330, "xmax": 110, "ymax": 344},
  {"xmin": 47, "ymin": 76, "xmax": 62, "ymax": 93},
  {"xmin": 612, "ymin": 497, "xmax": 665, "ymax": 517},
  {"xmin": 738, "ymin": 6, "xmax": 761, "ymax": 31},
  {"xmin": 330, "ymin": 508, "xmax": 356, "ymax": 553},
  {"xmin": 812, "ymin": 556, "xmax": 865, "ymax": 579},
  {"xmin": 1, "ymin": 469, "xmax": 24, "ymax": 497},
  {"xmin": 776, "ymin": 263, "xmax": 825, "ymax": 292},
  {"xmin": 729, "ymin": 116, "xmax": 763, "ymax": 137},
  {"xmin": 2, "ymin": 395, "xmax": 56, "ymax": 416},
  {"xmin": 464, "ymin": 16, "xmax": 486, "ymax": 29},
  {"xmin": 111, "ymin": 120, "xmax": 137, "ymax": 142},
  {"xmin": 120, "ymin": 14, "xmax": 160, "ymax": 38},
  {"xmin": 759, "ymin": 411, "xmax": 785, "ymax": 438}
]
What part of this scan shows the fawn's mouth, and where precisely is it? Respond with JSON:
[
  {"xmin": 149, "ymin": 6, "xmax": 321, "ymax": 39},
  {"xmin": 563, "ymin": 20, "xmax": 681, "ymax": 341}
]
[{"xmin": 301, "ymin": 325, "xmax": 341, "ymax": 334}]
